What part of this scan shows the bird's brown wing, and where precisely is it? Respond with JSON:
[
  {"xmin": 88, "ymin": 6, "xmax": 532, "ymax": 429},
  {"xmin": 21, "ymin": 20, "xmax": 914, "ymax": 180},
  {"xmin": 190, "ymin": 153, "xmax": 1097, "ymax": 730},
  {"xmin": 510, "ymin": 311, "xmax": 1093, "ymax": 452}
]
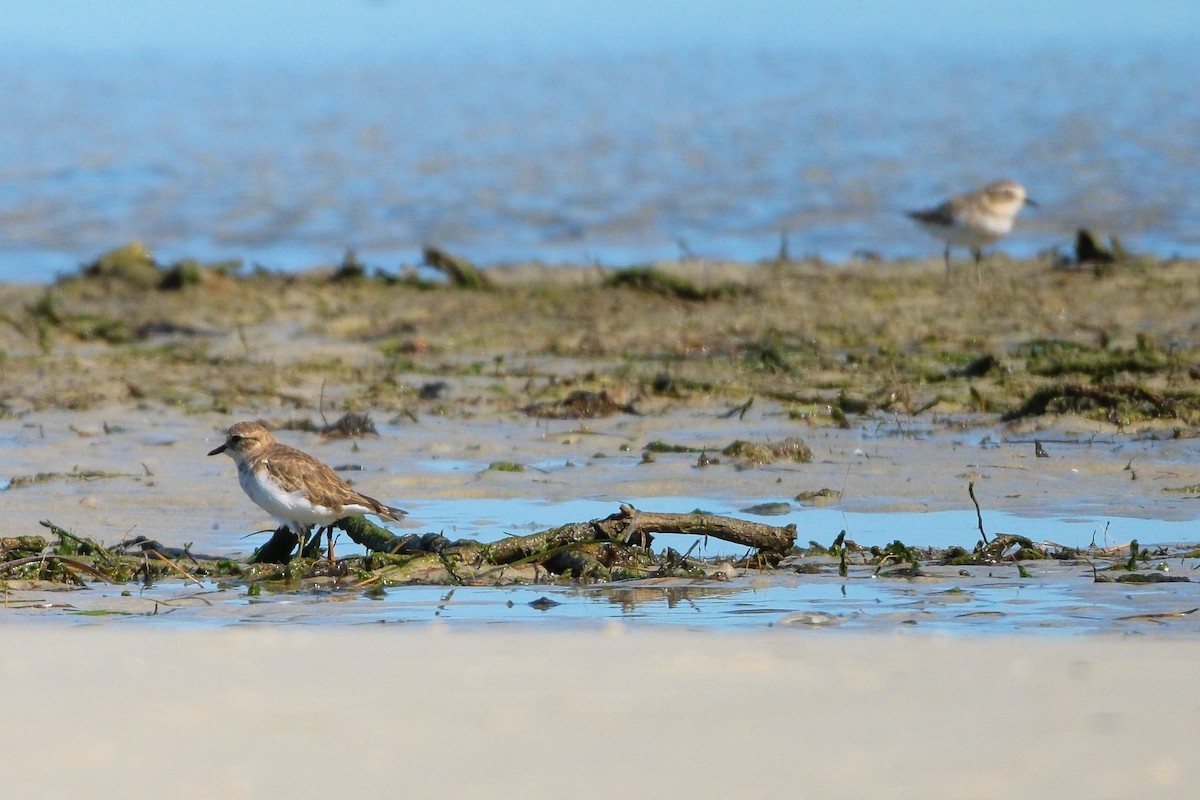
[
  {"xmin": 264, "ymin": 444, "xmax": 404, "ymax": 519},
  {"xmin": 261, "ymin": 446, "xmax": 356, "ymax": 511}
]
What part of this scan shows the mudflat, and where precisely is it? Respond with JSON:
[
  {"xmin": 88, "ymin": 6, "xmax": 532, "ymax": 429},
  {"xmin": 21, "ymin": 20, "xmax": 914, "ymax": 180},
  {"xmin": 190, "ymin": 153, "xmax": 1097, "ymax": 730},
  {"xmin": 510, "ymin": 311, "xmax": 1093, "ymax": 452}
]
[{"xmin": 3, "ymin": 254, "xmax": 1200, "ymax": 549}]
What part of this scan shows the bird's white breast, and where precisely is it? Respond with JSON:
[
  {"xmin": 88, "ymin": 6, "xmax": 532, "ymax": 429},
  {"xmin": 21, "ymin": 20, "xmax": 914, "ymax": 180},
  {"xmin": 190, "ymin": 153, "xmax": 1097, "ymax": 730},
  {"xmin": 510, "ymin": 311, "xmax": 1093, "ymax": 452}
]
[{"xmin": 238, "ymin": 461, "xmax": 341, "ymax": 528}]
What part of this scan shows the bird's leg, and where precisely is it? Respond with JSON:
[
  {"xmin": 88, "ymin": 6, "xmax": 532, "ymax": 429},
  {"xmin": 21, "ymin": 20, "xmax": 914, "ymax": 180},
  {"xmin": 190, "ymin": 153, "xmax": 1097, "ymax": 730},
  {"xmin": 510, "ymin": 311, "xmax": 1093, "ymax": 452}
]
[
  {"xmin": 971, "ymin": 247, "xmax": 983, "ymax": 283},
  {"xmin": 297, "ymin": 526, "xmax": 319, "ymax": 559},
  {"xmin": 943, "ymin": 245, "xmax": 952, "ymax": 282},
  {"xmin": 323, "ymin": 526, "xmax": 337, "ymax": 564}
]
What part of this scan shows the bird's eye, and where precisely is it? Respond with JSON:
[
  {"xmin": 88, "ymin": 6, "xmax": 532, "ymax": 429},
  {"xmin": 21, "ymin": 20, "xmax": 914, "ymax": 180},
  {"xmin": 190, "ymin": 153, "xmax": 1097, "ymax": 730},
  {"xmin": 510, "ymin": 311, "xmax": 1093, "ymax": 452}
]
[{"xmin": 230, "ymin": 434, "xmax": 243, "ymax": 442}]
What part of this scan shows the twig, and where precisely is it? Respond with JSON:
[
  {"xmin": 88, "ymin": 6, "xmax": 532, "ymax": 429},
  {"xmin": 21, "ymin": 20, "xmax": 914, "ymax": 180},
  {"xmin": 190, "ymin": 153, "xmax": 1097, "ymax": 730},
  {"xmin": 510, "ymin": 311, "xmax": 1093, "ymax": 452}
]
[
  {"xmin": 968, "ymin": 481, "xmax": 989, "ymax": 545},
  {"xmin": 319, "ymin": 380, "xmax": 329, "ymax": 428},
  {"xmin": 720, "ymin": 397, "xmax": 754, "ymax": 420},
  {"xmin": 39, "ymin": 520, "xmax": 116, "ymax": 559},
  {"xmin": 0, "ymin": 555, "xmax": 120, "ymax": 584},
  {"xmin": 438, "ymin": 551, "xmax": 464, "ymax": 585},
  {"xmin": 146, "ymin": 549, "xmax": 205, "ymax": 587}
]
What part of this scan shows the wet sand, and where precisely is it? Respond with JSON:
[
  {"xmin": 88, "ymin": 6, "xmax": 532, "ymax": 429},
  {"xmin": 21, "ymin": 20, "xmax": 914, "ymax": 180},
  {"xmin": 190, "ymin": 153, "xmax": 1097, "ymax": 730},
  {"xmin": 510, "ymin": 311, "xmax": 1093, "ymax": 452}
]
[
  {"xmin": 3, "ymin": 626, "xmax": 1198, "ymax": 798},
  {"xmin": 4, "ymin": 400, "xmax": 1200, "ymax": 564}
]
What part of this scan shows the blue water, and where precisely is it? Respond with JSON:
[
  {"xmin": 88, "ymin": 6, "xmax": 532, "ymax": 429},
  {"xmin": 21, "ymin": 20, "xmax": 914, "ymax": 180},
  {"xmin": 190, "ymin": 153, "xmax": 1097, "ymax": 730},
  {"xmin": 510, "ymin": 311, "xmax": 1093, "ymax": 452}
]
[
  {"xmin": 220, "ymin": 494, "xmax": 1200, "ymax": 562},
  {"xmin": 16, "ymin": 562, "xmax": 1200, "ymax": 633},
  {"xmin": 0, "ymin": 1, "xmax": 1197, "ymax": 281},
  {"xmin": 6, "ymin": 492, "xmax": 1200, "ymax": 631}
]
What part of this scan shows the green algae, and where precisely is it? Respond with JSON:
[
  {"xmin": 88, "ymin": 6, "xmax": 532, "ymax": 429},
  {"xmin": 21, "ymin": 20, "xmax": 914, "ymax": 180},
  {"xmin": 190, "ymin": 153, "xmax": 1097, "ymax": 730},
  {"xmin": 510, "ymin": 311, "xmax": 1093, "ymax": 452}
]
[
  {"xmin": 721, "ymin": 437, "xmax": 813, "ymax": 465},
  {"xmin": 4, "ymin": 247, "xmax": 1200, "ymax": 424},
  {"xmin": 602, "ymin": 266, "xmax": 751, "ymax": 302}
]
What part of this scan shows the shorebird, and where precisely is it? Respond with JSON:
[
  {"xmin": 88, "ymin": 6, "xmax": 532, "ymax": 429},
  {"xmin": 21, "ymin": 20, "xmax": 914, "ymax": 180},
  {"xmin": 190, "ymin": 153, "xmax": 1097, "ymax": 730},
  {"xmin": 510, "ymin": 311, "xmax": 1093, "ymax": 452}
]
[
  {"xmin": 208, "ymin": 421, "xmax": 405, "ymax": 562},
  {"xmin": 907, "ymin": 180, "xmax": 1037, "ymax": 281}
]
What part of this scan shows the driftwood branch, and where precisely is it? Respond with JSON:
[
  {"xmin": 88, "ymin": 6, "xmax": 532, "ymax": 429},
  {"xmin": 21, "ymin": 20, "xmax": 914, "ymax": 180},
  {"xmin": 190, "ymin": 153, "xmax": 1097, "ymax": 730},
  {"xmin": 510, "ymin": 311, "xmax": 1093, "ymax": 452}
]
[
  {"xmin": 250, "ymin": 517, "xmax": 453, "ymax": 564},
  {"xmin": 481, "ymin": 521, "xmax": 611, "ymax": 564},
  {"xmin": 245, "ymin": 504, "xmax": 797, "ymax": 572},
  {"xmin": 9, "ymin": 502, "xmax": 797, "ymax": 588},
  {"xmin": 481, "ymin": 504, "xmax": 796, "ymax": 564},
  {"xmin": 337, "ymin": 515, "xmax": 406, "ymax": 553},
  {"xmin": 609, "ymin": 504, "xmax": 795, "ymax": 553},
  {"xmin": 250, "ymin": 527, "xmax": 302, "ymax": 564}
]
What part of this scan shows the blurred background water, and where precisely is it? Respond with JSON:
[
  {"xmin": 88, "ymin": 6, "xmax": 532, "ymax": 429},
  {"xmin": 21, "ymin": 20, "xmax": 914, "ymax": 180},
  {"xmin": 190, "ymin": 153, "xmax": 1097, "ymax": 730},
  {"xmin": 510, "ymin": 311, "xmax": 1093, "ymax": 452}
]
[{"xmin": 0, "ymin": 0, "xmax": 1196, "ymax": 282}]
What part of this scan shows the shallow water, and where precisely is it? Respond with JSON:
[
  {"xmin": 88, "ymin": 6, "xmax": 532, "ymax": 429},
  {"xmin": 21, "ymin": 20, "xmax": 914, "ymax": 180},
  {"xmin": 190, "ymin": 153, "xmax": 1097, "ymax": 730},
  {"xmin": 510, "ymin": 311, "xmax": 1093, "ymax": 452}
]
[
  {"xmin": 400, "ymin": 496, "xmax": 1200, "ymax": 557},
  {"xmin": 0, "ymin": 2, "xmax": 1197, "ymax": 281},
  {"xmin": 4, "ymin": 409, "xmax": 1200, "ymax": 632},
  {"xmin": 9, "ymin": 557, "xmax": 1200, "ymax": 634},
  {"xmin": 6, "ymin": 495, "xmax": 1200, "ymax": 634}
]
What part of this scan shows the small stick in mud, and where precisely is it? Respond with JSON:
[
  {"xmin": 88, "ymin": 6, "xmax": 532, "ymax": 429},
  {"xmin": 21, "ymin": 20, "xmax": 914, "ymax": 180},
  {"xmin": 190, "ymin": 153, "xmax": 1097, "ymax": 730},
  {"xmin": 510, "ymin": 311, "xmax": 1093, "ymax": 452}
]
[
  {"xmin": 145, "ymin": 549, "xmax": 205, "ymax": 587},
  {"xmin": 968, "ymin": 482, "xmax": 989, "ymax": 545},
  {"xmin": 720, "ymin": 397, "xmax": 754, "ymax": 420}
]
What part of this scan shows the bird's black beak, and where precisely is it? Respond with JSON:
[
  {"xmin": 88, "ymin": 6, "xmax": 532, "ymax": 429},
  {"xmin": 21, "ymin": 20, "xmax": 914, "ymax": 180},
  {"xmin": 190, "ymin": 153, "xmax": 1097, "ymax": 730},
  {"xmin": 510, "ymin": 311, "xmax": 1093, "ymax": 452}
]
[
  {"xmin": 208, "ymin": 443, "xmax": 227, "ymax": 456},
  {"xmin": 1025, "ymin": 198, "xmax": 1039, "ymax": 208}
]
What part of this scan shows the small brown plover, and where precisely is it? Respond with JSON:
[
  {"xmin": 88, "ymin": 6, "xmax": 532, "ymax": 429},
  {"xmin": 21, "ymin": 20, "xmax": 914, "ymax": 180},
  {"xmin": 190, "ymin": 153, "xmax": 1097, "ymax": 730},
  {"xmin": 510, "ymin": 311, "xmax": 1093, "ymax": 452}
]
[
  {"xmin": 907, "ymin": 179, "xmax": 1037, "ymax": 280},
  {"xmin": 208, "ymin": 421, "xmax": 405, "ymax": 562}
]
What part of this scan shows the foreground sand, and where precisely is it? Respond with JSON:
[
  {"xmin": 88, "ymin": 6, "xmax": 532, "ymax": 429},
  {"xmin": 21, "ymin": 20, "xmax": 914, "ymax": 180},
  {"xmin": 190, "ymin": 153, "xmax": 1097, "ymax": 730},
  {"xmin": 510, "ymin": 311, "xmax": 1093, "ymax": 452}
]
[{"xmin": 2, "ymin": 626, "xmax": 1196, "ymax": 798}]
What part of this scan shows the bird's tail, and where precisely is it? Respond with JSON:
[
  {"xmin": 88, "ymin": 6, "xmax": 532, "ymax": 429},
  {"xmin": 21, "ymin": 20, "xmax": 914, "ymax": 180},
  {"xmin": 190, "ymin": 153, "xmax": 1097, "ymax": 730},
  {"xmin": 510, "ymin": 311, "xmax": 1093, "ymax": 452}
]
[
  {"xmin": 347, "ymin": 489, "xmax": 408, "ymax": 522},
  {"xmin": 366, "ymin": 496, "xmax": 407, "ymax": 522},
  {"xmin": 380, "ymin": 504, "xmax": 408, "ymax": 522}
]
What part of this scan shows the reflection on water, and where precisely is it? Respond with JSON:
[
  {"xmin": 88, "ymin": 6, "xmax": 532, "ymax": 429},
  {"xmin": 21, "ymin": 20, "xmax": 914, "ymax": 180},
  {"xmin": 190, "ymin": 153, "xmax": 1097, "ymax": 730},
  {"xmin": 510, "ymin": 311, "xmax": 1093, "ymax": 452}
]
[
  {"xmin": 8, "ymin": 561, "xmax": 1200, "ymax": 635},
  {"xmin": 588, "ymin": 582, "xmax": 747, "ymax": 615}
]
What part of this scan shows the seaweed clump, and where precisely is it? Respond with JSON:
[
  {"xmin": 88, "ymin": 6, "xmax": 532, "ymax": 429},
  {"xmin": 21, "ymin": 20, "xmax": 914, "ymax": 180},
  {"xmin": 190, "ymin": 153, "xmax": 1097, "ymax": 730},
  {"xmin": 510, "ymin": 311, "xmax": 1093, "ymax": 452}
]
[
  {"xmin": 75, "ymin": 242, "xmax": 235, "ymax": 291},
  {"xmin": 722, "ymin": 437, "xmax": 813, "ymax": 465},
  {"xmin": 603, "ymin": 266, "xmax": 752, "ymax": 302}
]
